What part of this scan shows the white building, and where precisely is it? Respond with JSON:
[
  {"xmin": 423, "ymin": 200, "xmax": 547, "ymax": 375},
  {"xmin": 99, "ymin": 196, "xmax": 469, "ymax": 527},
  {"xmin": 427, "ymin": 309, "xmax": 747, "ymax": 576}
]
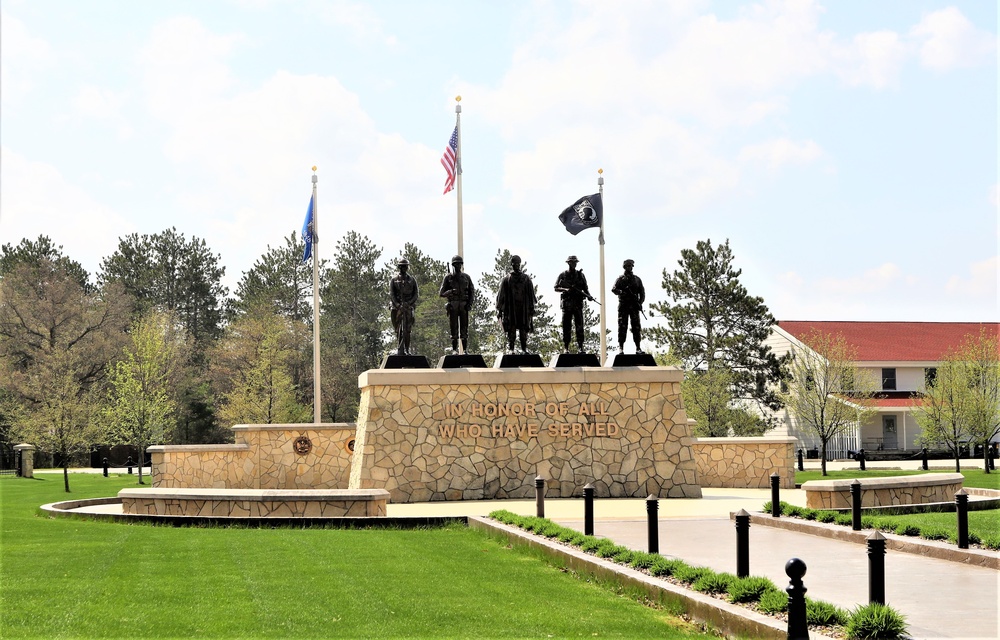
[{"xmin": 765, "ymin": 321, "xmax": 999, "ymax": 459}]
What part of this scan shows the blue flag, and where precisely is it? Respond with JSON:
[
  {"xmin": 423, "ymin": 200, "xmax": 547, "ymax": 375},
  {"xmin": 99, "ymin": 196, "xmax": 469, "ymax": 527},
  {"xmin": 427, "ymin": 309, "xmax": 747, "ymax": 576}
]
[
  {"xmin": 558, "ymin": 193, "xmax": 603, "ymax": 235},
  {"xmin": 301, "ymin": 195, "xmax": 314, "ymax": 264}
]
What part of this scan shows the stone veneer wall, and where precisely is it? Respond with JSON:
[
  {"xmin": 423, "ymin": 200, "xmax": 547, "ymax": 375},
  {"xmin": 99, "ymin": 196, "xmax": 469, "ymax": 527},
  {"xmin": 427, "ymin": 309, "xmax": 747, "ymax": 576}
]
[
  {"xmin": 120, "ymin": 488, "xmax": 388, "ymax": 518},
  {"xmin": 802, "ymin": 473, "xmax": 965, "ymax": 509},
  {"xmin": 149, "ymin": 424, "xmax": 355, "ymax": 489},
  {"xmin": 692, "ymin": 437, "xmax": 797, "ymax": 489},
  {"xmin": 349, "ymin": 367, "xmax": 703, "ymax": 503}
]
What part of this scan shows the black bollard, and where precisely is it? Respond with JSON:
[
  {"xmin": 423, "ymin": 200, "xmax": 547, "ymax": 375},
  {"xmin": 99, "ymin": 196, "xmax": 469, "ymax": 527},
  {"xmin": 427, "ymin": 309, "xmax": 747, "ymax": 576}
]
[
  {"xmin": 785, "ymin": 558, "xmax": 809, "ymax": 640},
  {"xmin": 797, "ymin": 449, "xmax": 804, "ymax": 472},
  {"xmin": 921, "ymin": 447, "xmax": 929, "ymax": 471},
  {"xmin": 858, "ymin": 448, "xmax": 866, "ymax": 471},
  {"xmin": 583, "ymin": 483, "xmax": 595, "ymax": 536},
  {"xmin": 127, "ymin": 456, "xmax": 133, "ymax": 475},
  {"xmin": 867, "ymin": 531, "xmax": 886, "ymax": 604},
  {"xmin": 770, "ymin": 473, "xmax": 781, "ymax": 517},
  {"xmin": 851, "ymin": 479, "xmax": 863, "ymax": 530},
  {"xmin": 646, "ymin": 495, "xmax": 659, "ymax": 554},
  {"xmin": 102, "ymin": 457, "xmax": 109, "ymax": 478},
  {"xmin": 956, "ymin": 489, "xmax": 969, "ymax": 549},
  {"xmin": 534, "ymin": 476, "xmax": 546, "ymax": 518},
  {"xmin": 735, "ymin": 509, "xmax": 750, "ymax": 578}
]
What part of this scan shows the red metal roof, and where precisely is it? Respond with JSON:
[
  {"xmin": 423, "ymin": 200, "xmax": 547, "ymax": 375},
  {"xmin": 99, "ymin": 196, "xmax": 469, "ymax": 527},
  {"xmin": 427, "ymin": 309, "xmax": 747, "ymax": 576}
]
[{"xmin": 778, "ymin": 321, "xmax": 999, "ymax": 361}]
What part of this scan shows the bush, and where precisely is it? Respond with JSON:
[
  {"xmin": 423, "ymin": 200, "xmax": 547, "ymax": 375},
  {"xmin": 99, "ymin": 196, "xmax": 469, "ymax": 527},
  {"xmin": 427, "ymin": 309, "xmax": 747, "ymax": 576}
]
[
  {"xmin": 920, "ymin": 527, "xmax": 949, "ymax": 541},
  {"xmin": 557, "ymin": 529, "xmax": 583, "ymax": 544},
  {"xmin": 803, "ymin": 510, "xmax": 818, "ymax": 521},
  {"xmin": 860, "ymin": 515, "xmax": 876, "ymax": 529},
  {"xmin": 727, "ymin": 576, "xmax": 777, "ymax": 604},
  {"xmin": 806, "ymin": 598, "xmax": 849, "ymax": 626},
  {"xmin": 816, "ymin": 511, "xmax": 837, "ymax": 524},
  {"xmin": 981, "ymin": 533, "xmax": 1000, "ymax": 550},
  {"xmin": 784, "ymin": 505, "xmax": 804, "ymax": 518},
  {"xmin": 579, "ymin": 536, "xmax": 603, "ymax": 553},
  {"xmin": 692, "ymin": 571, "xmax": 736, "ymax": 595},
  {"xmin": 595, "ymin": 543, "xmax": 628, "ymax": 559},
  {"xmin": 761, "ymin": 500, "xmax": 773, "ymax": 513},
  {"xmin": 672, "ymin": 564, "xmax": 713, "ymax": 585},
  {"xmin": 489, "ymin": 510, "xmax": 519, "ymax": 525},
  {"xmin": 649, "ymin": 558, "xmax": 684, "ymax": 578},
  {"xmin": 629, "ymin": 552, "xmax": 658, "ymax": 570},
  {"xmin": 893, "ymin": 523, "xmax": 920, "ymax": 537},
  {"xmin": 846, "ymin": 602, "xmax": 908, "ymax": 639},
  {"xmin": 757, "ymin": 589, "xmax": 788, "ymax": 613},
  {"xmin": 834, "ymin": 513, "xmax": 853, "ymax": 526}
]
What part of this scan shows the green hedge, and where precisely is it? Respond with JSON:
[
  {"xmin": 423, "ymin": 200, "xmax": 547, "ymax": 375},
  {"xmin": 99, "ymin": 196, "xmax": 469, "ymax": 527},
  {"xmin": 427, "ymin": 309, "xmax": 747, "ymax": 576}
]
[{"xmin": 488, "ymin": 510, "xmax": 908, "ymax": 639}]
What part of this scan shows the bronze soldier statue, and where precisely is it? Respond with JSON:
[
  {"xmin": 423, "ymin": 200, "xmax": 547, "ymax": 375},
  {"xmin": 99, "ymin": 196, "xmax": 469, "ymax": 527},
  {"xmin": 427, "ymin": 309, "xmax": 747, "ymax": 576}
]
[
  {"xmin": 496, "ymin": 255, "xmax": 536, "ymax": 353},
  {"xmin": 554, "ymin": 255, "xmax": 594, "ymax": 353},
  {"xmin": 390, "ymin": 258, "xmax": 418, "ymax": 355},
  {"xmin": 439, "ymin": 255, "xmax": 475, "ymax": 353},
  {"xmin": 611, "ymin": 258, "xmax": 645, "ymax": 353}
]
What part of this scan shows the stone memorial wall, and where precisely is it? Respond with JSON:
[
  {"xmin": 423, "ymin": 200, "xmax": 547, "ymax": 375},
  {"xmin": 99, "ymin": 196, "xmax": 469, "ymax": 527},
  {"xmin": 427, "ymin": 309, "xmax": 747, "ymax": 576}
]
[
  {"xmin": 691, "ymin": 437, "xmax": 797, "ymax": 489},
  {"xmin": 349, "ymin": 367, "xmax": 703, "ymax": 503}
]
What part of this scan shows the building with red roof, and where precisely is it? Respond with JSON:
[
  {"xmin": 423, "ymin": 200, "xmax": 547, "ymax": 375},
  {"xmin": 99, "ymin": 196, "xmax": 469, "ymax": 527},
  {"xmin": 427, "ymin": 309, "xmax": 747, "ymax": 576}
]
[{"xmin": 766, "ymin": 321, "xmax": 999, "ymax": 458}]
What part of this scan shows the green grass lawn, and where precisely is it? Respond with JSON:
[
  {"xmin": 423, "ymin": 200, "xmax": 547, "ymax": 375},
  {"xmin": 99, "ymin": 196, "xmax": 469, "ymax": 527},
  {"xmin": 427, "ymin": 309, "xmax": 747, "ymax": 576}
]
[
  {"xmin": 790, "ymin": 469, "xmax": 999, "ymax": 545},
  {"xmin": 1, "ymin": 475, "xmax": 709, "ymax": 639},
  {"xmin": 795, "ymin": 468, "xmax": 1000, "ymax": 490}
]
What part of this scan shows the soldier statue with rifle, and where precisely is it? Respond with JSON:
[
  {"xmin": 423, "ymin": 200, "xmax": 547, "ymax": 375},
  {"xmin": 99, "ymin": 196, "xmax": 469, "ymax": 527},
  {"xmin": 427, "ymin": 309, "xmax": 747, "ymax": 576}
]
[
  {"xmin": 554, "ymin": 255, "xmax": 595, "ymax": 353},
  {"xmin": 390, "ymin": 258, "xmax": 418, "ymax": 355},
  {"xmin": 611, "ymin": 258, "xmax": 646, "ymax": 353},
  {"xmin": 439, "ymin": 255, "xmax": 475, "ymax": 354}
]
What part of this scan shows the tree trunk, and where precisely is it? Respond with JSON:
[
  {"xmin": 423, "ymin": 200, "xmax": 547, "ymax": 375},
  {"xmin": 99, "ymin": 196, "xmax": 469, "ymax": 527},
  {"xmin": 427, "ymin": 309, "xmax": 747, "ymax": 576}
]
[
  {"xmin": 954, "ymin": 448, "xmax": 961, "ymax": 473},
  {"xmin": 63, "ymin": 464, "xmax": 70, "ymax": 492},
  {"xmin": 984, "ymin": 445, "xmax": 991, "ymax": 474},
  {"xmin": 820, "ymin": 441, "xmax": 828, "ymax": 476}
]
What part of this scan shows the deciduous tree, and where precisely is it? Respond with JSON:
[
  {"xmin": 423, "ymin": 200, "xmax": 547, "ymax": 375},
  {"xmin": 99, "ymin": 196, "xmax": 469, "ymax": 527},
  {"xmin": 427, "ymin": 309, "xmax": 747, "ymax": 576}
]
[{"xmin": 782, "ymin": 329, "xmax": 878, "ymax": 475}]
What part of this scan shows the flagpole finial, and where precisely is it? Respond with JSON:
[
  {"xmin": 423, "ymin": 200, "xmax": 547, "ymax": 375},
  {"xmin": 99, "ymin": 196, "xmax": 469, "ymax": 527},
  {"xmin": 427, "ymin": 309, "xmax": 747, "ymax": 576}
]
[
  {"xmin": 312, "ymin": 166, "xmax": 317, "ymax": 172},
  {"xmin": 598, "ymin": 168, "xmax": 604, "ymax": 186}
]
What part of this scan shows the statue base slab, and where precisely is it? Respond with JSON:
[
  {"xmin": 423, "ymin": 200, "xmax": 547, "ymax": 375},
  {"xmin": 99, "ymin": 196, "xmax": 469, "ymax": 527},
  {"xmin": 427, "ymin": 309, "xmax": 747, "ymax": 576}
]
[
  {"xmin": 494, "ymin": 353, "xmax": 546, "ymax": 368},
  {"xmin": 611, "ymin": 353, "xmax": 658, "ymax": 367},
  {"xmin": 380, "ymin": 354, "xmax": 431, "ymax": 369},
  {"xmin": 438, "ymin": 354, "xmax": 489, "ymax": 369},
  {"xmin": 550, "ymin": 353, "xmax": 602, "ymax": 368}
]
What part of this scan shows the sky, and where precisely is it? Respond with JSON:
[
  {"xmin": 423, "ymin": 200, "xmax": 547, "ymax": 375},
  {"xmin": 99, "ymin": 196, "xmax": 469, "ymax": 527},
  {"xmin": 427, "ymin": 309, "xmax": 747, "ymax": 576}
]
[{"xmin": 1, "ymin": 0, "xmax": 997, "ymax": 326}]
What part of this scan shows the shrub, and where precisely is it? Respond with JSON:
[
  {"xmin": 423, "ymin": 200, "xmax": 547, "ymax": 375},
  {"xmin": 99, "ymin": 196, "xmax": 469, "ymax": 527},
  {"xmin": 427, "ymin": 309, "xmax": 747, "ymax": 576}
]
[
  {"xmin": 557, "ymin": 529, "xmax": 581, "ymax": 543},
  {"xmin": 611, "ymin": 548, "xmax": 635, "ymax": 564},
  {"xmin": 757, "ymin": 589, "xmax": 788, "ymax": 613},
  {"xmin": 595, "ymin": 542, "xmax": 628, "ymax": 558},
  {"xmin": 649, "ymin": 558, "xmax": 684, "ymax": 577},
  {"xmin": 834, "ymin": 513, "xmax": 853, "ymax": 526},
  {"xmin": 761, "ymin": 500, "xmax": 773, "ymax": 513},
  {"xmin": 920, "ymin": 527, "xmax": 949, "ymax": 541},
  {"xmin": 672, "ymin": 564, "xmax": 713, "ymax": 585},
  {"xmin": 816, "ymin": 511, "xmax": 837, "ymax": 524},
  {"xmin": 784, "ymin": 505, "xmax": 804, "ymax": 518},
  {"xmin": 727, "ymin": 576, "xmax": 777, "ymax": 604},
  {"xmin": 846, "ymin": 602, "xmax": 908, "ymax": 639},
  {"xmin": 806, "ymin": 598, "xmax": 849, "ymax": 626},
  {"xmin": 579, "ymin": 536, "xmax": 603, "ymax": 553},
  {"xmin": 893, "ymin": 523, "xmax": 920, "ymax": 537},
  {"xmin": 860, "ymin": 515, "xmax": 876, "ymax": 529},
  {"xmin": 692, "ymin": 571, "xmax": 736, "ymax": 595},
  {"xmin": 803, "ymin": 510, "xmax": 818, "ymax": 521},
  {"xmin": 489, "ymin": 510, "xmax": 519, "ymax": 525},
  {"xmin": 629, "ymin": 552, "xmax": 658, "ymax": 570},
  {"xmin": 981, "ymin": 533, "xmax": 1000, "ymax": 550}
]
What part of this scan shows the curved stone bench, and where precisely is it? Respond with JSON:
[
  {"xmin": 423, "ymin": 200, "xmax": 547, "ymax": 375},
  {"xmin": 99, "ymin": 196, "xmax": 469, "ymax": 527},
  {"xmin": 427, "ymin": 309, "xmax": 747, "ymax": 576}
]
[
  {"xmin": 802, "ymin": 473, "xmax": 964, "ymax": 510},
  {"xmin": 119, "ymin": 487, "xmax": 389, "ymax": 518}
]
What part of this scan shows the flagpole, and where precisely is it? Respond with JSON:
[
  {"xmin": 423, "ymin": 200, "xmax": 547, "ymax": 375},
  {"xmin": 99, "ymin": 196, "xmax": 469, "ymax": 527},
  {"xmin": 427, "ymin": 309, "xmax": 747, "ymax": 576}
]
[
  {"xmin": 311, "ymin": 167, "xmax": 321, "ymax": 424},
  {"xmin": 598, "ymin": 169, "xmax": 606, "ymax": 366},
  {"xmin": 455, "ymin": 96, "xmax": 464, "ymax": 257}
]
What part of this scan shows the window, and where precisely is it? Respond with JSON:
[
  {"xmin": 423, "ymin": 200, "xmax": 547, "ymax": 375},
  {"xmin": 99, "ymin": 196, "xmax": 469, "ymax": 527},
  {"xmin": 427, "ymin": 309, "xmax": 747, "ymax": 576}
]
[
  {"xmin": 881, "ymin": 368, "xmax": 896, "ymax": 391},
  {"xmin": 924, "ymin": 367, "xmax": 937, "ymax": 387}
]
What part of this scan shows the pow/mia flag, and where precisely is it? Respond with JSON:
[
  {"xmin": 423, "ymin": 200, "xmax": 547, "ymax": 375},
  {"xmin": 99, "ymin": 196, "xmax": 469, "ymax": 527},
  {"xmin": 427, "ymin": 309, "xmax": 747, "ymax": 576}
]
[{"xmin": 558, "ymin": 193, "xmax": 603, "ymax": 235}]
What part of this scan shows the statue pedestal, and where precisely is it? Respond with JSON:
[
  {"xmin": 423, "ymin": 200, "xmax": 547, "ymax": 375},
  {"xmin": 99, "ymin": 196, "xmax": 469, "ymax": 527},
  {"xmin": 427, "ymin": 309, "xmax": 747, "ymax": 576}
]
[
  {"xmin": 494, "ymin": 353, "xmax": 545, "ymax": 368},
  {"xmin": 550, "ymin": 353, "xmax": 602, "ymax": 368},
  {"xmin": 611, "ymin": 353, "xmax": 658, "ymax": 367},
  {"xmin": 380, "ymin": 354, "xmax": 431, "ymax": 369},
  {"xmin": 438, "ymin": 354, "xmax": 489, "ymax": 369},
  {"xmin": 350, "ymin": 367, "xmax": 702, "ymax": 503}
]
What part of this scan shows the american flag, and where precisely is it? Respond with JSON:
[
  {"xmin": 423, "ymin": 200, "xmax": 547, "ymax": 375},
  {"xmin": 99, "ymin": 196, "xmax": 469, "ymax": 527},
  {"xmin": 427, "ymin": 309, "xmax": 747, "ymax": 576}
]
[{"xmin": 440, "ymin": 126, "xmax": 458, "ymax": 194}]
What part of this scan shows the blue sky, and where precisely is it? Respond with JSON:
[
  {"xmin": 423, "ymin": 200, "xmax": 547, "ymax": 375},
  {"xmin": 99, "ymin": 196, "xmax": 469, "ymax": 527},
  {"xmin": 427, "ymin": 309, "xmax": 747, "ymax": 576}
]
[{"xmin": 1, "ymin": 0, "xmax": 996, "ymax": 325}]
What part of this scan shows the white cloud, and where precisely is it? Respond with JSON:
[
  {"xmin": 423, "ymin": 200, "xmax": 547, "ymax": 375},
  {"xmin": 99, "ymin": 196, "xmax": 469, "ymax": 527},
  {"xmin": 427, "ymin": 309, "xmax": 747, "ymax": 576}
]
[
  {"xmin": 946, "ymin": 256, "xmax": 999, "ymax": 300},
  {"xmin": 0, "ymin": 11, "xmax": 54, "ymax": 111},
  {"xmin": 0, "ymin": 146, "xmax": 134, "ymax": 277},
  {"xmin": 817, "ymin": 263, "xmax": 903, "ymax": 295},
  {"xmin": 739, "ymin": 138, "xmax": 823, "ymax": 170},
  {"xmin": 910, "ymin": 7, "xmax": 997, "ymax": 71},
  {"xmin": 834, "ymin": 30, "xmax": 909, "ymax": 89},
  {"xmin": 312, "ymin": 0, "xmax": 397, "ymax": 46}
]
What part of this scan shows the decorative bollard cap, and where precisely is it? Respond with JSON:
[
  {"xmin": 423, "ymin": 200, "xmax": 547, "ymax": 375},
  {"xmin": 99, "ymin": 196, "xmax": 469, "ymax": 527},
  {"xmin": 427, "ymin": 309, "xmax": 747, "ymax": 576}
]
[{"xmin": 785, "ymin": 557, "xmax": 807, "ymax": 580}]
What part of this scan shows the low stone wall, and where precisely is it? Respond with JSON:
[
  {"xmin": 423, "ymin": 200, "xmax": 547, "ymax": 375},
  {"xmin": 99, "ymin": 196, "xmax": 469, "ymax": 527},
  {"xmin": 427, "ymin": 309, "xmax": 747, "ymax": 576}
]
[
  {"xmin": 149, "ymin": 424, "xmax": 355, "ymax": 490},
  {"xmin": 802, "ymin": 473, "xmax": 965, "ymax": 509},
  {"xmin": 120, "ymin": 487, "xmax": 388, "ymax": 518},
  {"xmin": 350, "ymin": 367, "xmax": 703, "ymax": 503},
  {"xmin": 692, "ymin": 437, "xmax": 796, "ymax": 489}
]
